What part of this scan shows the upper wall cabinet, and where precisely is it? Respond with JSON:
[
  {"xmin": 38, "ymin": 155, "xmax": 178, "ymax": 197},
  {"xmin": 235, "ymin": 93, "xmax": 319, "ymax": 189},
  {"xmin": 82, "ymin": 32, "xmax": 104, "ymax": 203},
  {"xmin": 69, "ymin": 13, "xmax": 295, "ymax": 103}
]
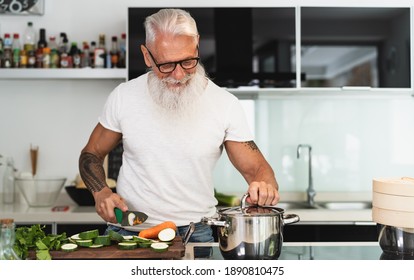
[
  {"xmin": 297, "ymin": 7, "xmax": 411, "ymax": 88},
  {"xmin": 128, "ymin": 3, "xmax": 412, "ymax": 91},
  {"xmin": 128, "ymin": 7, "xmax": 296, "ymax": 87}
]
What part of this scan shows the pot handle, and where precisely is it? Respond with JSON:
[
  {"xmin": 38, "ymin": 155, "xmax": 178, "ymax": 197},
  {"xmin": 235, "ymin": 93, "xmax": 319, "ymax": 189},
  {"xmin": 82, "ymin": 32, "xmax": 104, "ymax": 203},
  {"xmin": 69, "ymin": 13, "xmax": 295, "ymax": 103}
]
[
  {"xmin": 240, "ymin": 192, "xmax": 249, "ymax": 209},
  {"xmin": 201, "ymin": 216, "xmax": 228, "ymax": 227},
  {"xmin": 283, "ymin": 213, "xmax": 300, "ymax": 225}
]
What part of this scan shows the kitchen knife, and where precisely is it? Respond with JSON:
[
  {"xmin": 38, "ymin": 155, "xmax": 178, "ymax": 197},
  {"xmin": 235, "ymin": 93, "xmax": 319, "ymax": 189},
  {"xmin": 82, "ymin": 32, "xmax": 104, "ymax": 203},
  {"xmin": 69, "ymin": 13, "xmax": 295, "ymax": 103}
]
[{"xmin": 114, "ymin": 207, "xmax": 148, "ymax": 226}]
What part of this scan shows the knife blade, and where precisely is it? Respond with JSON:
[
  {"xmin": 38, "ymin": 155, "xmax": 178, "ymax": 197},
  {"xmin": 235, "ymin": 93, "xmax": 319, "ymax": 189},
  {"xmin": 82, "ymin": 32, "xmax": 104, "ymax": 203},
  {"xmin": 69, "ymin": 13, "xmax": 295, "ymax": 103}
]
[{"xmin": 114, "ymin": 207, "xmax": 148, "ymax": 226}]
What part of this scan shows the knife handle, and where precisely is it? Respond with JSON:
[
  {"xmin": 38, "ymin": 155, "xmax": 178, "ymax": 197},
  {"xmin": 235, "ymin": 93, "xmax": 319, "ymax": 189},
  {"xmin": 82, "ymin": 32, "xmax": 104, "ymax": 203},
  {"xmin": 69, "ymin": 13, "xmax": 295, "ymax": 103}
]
[{"xmin": 114, "ymin": 207, "xmax": 123, "ymax": 224}]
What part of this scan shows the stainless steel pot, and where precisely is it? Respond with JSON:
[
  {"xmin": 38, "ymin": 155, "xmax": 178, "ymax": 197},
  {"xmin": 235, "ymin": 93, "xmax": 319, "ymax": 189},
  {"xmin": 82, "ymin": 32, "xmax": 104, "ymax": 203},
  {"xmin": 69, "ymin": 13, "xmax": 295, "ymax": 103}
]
[
  {"xmin": 377, "ymin": 224, "xmax": 414, "ymax": 256},
  {"xmin": 202, "ymin": 193, "xmax": 300, "ymax": 260}
]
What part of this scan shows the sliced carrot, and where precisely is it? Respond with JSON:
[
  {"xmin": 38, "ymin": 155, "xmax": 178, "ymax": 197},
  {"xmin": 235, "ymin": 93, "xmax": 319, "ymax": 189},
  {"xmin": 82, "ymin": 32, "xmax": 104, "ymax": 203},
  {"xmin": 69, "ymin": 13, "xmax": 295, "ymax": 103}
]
[{"xmin": 138, "ymin": 221, "xmax": 177, "ymax": 239}]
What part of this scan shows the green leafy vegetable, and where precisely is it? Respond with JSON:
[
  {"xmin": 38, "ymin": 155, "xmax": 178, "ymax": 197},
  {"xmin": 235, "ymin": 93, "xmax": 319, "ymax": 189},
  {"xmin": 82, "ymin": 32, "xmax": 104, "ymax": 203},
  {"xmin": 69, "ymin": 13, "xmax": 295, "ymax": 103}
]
[{"xmin": 14, "ymin": 224, "xmax": 67, "ymax": 260}]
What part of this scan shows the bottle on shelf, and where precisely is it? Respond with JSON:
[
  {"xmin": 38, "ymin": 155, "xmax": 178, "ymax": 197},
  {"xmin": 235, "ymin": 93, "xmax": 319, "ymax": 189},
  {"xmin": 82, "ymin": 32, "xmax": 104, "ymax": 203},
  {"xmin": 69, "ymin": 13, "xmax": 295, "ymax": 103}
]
[
  {"xmin": 58, "ymin": 32, "xmax": 68, "ymax": 54},
  {"xmin": 60, "ymin": 50, "xmax": 72, "ymax": 68},
  {"xmin": 42, "ymin": 47, "xmax": 51, "ymax": 68},
  {"xmin": 0, "ymin": 219, "xmax": 21, "ymax": 260},
  {"xmin": 48, "ymin": 36, "xmax": 58, "ymax": 51},
  {"xmin": 50, "ymin": 48, "xmax": 59, "ymax": 68},
  {"xmin": 89, "ymin": 41, "xmax": 96, "ymax": 68},
  {"xmin": 37, "ymin": 28, "xmax": 47, "ymax": 49},
  {"xmin": 94, "ymin": 34, "xmax": 106, "ymax": 68},
  {"xmin": 59, "ymin": 33, "xmax": 71, "ymax": 68},
  {"xmin": 69, "ymin": 42, "xmax": 81, "ymax": 68},
  {"xmin": 0, "ymin": 27, "xmax": 4, "ymax": 68},
  {"xmin": 27, "ymin": 50, "xmax": 36, "ymax": 68},
  {"xmin": 35, "ymin": 45, "xmax": 43, "ymax": 68},
  {"xmin": 2, "ymin": 33, "xmax": 13, "ymax": 68},
  {"xmin": 118, "ymin": 32, "xmax": 126, "ymax": 68},
  {"xmin": 23, "ymin": 21, "xmax": 36, "ymax": 52},
  {"xmin": 2, "ymin": 157, "xmax": 15, "ymax": 204},
  {"xmin": 19, "ymin": 49, "xmax": 27, "ymax": 68},
  {"xmin": 12, "ymin": 33, "xmax": 21, "ymax": 68},
  {"xmin": 81, "ymin": 41, "xmax": 90, "ymax": 68},
  {"xmin": 110, "ymin": 36, "xmax": 119, "ymax": 68}
]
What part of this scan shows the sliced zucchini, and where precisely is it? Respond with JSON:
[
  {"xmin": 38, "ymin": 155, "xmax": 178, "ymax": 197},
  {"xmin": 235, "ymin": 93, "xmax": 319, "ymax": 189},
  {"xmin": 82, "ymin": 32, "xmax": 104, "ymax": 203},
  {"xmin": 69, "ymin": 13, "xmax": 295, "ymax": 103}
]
[
  {"xmin": 76, "ymin": 239, "xmax": 93, "ymax": 247},
  {"xmin": 158, "ymin": 228, "xmax": 176, "ymax": 242},
  {"xmin": 151, "ymin": 242, "xmax": 169, "ymax": 252},
  {"xmin": 70, "ymin": 233, "xmax": 81, "ymax": 240},
  {"xmin": 123, "ymin": 235, "xmax": 134, "ymax": 240},
  {"xmin": 61, "ymin": 243, "xmax": 78, "ymax": 252},
  {"xmin": 108, "ymin": 230, "xmax": 124, "ymax": 242},
  {"xmin": 94, "ymin": 235, "xmax": 111, "ymax": 246},
  {"xmin": 134, "ymin": 236, "xmax": 151, "ymax": 243},
  {"xmin": 122, "ymin": 240, "xmax": 138, "ymax": 244},
  {"xmin": 118, "ymin": 242, "xmax": 137, "ymax": 250},
  {"xmin": 138, "ymin": 242, "xmax": 152, "ymax": 248},
  {"xmin": 89, "ymin": 244, "xmax": 104, "ymax": 249},
  {"xmin": 79, "ymin": 229, "xmax": 99, "ymax": 240}
]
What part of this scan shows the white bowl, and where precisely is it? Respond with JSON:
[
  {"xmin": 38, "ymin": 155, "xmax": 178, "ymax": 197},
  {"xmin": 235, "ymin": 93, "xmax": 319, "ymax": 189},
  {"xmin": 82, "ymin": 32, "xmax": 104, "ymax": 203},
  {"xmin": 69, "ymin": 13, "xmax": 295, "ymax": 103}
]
[{"xmin": 15, "ymin": 176, "xmax": 66, "ymax": 207}]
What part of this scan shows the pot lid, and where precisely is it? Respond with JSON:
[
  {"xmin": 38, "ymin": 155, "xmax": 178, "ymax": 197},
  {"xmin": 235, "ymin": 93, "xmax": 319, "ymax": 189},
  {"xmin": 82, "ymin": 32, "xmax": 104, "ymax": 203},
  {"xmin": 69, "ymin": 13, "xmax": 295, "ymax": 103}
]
[
  {"xmin": 219, "ymin": 205, "xmax": 284, "ymax": 216},
  {"xmin": 218, "ymin": 193, "xmax": 284, "ymax": 216}
]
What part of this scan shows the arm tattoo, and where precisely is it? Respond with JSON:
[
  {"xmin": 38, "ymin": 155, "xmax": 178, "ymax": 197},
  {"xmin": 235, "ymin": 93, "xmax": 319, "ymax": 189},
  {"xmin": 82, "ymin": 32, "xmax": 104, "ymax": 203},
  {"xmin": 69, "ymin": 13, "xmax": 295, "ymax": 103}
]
[
  {"xmin": 244, "ymin": 141, "xmax": 259, "ymax": 152},
  {"xmin": 79, "ymin": 152, "xmax": 107, "ymax": 193}
]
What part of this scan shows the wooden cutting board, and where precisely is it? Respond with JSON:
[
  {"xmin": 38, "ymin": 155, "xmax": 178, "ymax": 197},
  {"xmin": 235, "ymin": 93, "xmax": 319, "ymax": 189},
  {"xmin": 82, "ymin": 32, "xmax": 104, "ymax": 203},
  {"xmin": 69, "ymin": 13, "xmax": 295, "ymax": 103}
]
[{"xmin": 29, "ymin": 236, "xmax": 185, "ymax": 260}]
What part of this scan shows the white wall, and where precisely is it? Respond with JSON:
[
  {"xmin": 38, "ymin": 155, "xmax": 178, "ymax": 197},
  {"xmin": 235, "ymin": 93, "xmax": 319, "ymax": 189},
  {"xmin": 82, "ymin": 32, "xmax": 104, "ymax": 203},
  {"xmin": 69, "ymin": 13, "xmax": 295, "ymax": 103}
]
[
  {"xmin": 0, "ymin": 0, "xmax": 142, "ymax": 183},
  {"xmin": 214, "ymin": 96, "xmax": 414, "ymax": 193},
  {"xmin": 1, "ymin": 0, "xmax": 414, "ymax": 195}
]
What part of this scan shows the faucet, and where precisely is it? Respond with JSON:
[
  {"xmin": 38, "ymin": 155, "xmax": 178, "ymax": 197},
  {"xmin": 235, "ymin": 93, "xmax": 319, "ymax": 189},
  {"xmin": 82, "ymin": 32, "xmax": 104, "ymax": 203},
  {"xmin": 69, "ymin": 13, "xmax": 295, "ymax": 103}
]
[{"xmin": 297, "ymin": 144, "xmax": 316, "ymax": 207}]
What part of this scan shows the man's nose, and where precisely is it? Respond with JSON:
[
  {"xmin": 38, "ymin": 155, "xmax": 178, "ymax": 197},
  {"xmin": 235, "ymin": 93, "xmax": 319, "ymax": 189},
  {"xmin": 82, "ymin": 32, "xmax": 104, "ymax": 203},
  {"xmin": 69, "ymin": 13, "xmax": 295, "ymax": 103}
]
[{"xmin": 170, "ymin": 64, "xmax": 187, "ymax": 80}]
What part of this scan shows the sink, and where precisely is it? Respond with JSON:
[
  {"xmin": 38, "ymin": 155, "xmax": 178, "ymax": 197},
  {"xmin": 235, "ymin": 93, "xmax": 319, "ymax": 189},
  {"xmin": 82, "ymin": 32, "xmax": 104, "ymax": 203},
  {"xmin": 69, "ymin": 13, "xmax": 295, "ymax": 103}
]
[
  {"xmin": 276, "ymin": 202, "xmax": 319, "ymax": 210},
  {"xmin": 317, "ymin": 201, "xmax": 372, "ymax": 210},
  {"xmin": 277, "ymin": 201, "xmax": 372, "ymax": 210}
]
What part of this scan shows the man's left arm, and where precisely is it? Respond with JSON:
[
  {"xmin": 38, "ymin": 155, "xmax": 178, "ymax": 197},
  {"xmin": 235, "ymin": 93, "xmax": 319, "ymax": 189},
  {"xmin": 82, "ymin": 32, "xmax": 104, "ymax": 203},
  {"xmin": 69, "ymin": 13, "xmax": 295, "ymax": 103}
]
[{"xmin": 224, "ymin": 140, "xmax": 280, "ymax": 206}]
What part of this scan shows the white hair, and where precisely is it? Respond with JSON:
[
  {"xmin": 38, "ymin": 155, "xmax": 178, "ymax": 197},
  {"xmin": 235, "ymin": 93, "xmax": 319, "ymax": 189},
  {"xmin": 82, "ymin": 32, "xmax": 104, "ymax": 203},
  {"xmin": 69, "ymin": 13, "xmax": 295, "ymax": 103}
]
[{"xmin": 144, "ymin": 8, "xmax": 199, "ymax": 46}]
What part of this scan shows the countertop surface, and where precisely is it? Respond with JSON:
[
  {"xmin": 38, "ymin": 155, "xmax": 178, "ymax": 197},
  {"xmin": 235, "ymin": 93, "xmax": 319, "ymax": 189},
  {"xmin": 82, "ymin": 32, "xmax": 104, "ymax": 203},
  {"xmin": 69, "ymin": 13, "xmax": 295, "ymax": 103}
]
[
  {"xmin": 184, "ymin": 241, "xmax": 402, "ymax": 260},
  {"xmin": 0, "ymin": 191, "xmax": 374, "ymax": 225}
]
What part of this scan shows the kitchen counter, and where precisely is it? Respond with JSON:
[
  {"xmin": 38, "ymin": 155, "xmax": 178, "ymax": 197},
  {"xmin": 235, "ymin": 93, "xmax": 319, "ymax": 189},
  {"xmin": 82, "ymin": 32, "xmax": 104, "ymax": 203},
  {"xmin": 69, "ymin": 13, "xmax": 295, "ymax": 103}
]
[
  {"xmin": 0, "ymin": 191, "xmax": 374, "ymax": 234},
  {"xmin": 184, "ymin": 242, "xmax": 405, "ymax": 260}
]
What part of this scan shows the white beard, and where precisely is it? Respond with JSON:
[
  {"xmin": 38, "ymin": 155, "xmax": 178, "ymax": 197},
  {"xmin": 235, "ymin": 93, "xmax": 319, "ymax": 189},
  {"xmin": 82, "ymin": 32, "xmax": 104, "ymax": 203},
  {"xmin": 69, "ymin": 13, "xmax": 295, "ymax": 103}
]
[{"xmin": 147, "ymin": 65, "xmax": 208, "ymax": 116}]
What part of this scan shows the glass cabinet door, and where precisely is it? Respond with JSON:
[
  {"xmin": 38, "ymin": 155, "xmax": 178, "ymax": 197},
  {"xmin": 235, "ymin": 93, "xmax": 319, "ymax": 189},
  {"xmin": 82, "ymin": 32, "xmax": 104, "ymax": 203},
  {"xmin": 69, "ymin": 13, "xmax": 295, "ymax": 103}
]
[{"xmin": 297, "ymin": 7, "xmax": 411, "ymax": 88}]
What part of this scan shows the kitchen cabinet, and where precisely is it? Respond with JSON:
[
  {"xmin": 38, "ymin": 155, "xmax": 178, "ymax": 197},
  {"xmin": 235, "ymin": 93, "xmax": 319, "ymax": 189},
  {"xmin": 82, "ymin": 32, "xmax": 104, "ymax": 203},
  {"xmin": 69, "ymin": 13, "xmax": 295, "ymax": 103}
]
[
  {"xmin": 300, "ymin": 7, "xmax": 411, "ymax": 89},
  {"xmin": 128, "ymin": 2, "xmax": 412, "ymax": 95}
]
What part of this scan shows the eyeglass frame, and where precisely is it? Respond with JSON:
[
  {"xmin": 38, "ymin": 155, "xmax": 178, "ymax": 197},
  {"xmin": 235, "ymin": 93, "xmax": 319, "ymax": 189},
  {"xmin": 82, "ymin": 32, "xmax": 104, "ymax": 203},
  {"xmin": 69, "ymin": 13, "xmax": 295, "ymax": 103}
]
[{"xmin": 143, "ymin": 45, "xmax": 200, "ymax": 74}]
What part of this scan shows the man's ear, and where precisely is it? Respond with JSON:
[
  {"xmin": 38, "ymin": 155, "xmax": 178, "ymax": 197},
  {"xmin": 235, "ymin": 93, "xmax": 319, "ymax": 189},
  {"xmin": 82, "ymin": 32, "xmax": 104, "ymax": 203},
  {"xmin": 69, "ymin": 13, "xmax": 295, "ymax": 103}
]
[{"xmin": 140, "ymin": 45, "xmax": 152, "ymax": 67}]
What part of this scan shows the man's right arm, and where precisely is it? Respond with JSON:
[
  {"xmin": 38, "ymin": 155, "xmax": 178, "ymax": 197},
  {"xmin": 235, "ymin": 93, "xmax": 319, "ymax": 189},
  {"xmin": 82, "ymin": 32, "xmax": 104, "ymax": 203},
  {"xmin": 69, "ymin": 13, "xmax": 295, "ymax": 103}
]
[
  {"xmin": 79, "ymin": 123, "xmax": 121, "ymax": 192},
  {"xmin": 79, "ymin": 123, "xmax": 126, "ymax": 222},
  {"xmin": 79, "ymin": 151, "xmax": 107, "ymax": 193}
]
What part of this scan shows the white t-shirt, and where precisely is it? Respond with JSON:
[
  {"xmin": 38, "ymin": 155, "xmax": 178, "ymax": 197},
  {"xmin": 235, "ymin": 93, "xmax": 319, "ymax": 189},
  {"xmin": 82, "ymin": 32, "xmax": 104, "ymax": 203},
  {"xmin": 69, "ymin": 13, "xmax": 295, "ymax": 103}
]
[{"xmin": 99, "ymin": 73, "xmax": 253, "ymax": 226}]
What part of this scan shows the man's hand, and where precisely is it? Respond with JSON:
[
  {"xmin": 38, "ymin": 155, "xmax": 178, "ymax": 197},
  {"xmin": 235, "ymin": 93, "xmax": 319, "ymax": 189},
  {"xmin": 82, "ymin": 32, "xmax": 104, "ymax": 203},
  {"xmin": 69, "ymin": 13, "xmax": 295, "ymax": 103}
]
[
  {"xmin": 93, "ymin": 187, "xmax": 128, "ymax": 223},
  {"xmin": 247, "ymin": 181, "xmax": 280, "ymax": 206}
]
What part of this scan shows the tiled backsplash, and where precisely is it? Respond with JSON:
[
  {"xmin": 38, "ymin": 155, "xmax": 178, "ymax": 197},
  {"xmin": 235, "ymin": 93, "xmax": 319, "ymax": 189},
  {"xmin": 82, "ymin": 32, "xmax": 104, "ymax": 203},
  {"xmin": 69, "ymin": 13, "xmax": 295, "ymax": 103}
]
[{"xmin": 214, "ymin": 97, "xmax": 414, "ymax": 193}]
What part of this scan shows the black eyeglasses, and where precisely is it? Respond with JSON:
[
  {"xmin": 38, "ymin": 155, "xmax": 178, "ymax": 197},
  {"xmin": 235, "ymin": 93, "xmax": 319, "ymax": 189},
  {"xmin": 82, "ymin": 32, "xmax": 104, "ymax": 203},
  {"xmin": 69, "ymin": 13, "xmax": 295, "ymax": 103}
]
[{"xmin": 144, "ymin": 45, "xmax": 200, "ymax": 74}]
